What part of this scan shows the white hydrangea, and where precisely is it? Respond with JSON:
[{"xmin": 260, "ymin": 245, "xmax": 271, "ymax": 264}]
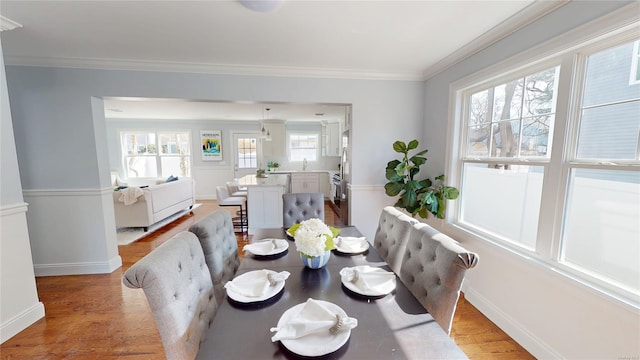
[
  {"xmin": 299, "ymin": 218, "xmax": 332, "ymax": 236},
  {"xmin": 293, "ymin": 218, "xmax": 333, "ymax": 257}
]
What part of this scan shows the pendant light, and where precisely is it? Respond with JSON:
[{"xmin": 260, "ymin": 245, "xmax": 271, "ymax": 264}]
[{"xmin": 261, "ymin": 107, "xmax": 272, "ymax": 141}]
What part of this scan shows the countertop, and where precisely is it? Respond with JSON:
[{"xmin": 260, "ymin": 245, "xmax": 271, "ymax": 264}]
[
  {"xmin": 237, "ymin": 174, "xmax": 289, "ymax": 187},
  {"xmin": 268, "ymin": 170, "xmax": 339, "ymax": 175}
]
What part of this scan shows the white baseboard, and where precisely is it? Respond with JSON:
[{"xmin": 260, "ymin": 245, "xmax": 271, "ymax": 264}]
[
  {"xmin": 463, "ymin": 285, "xmax": 562, "ymax": 359},
  {"xmin": 0, "ymin": 302, "xmax": 45, "ymax": 344},
  {"xmin": 34, "ymin": 255, "xmax": 122, "ymax": 277}
]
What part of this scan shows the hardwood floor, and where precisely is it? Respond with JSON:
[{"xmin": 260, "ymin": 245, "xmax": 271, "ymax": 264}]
[{"xmin": 0, "ymin": 200, "xmax": 533, "ymax": 359}]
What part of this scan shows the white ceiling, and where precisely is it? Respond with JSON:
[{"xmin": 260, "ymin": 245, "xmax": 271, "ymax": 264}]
[{"xmin": 0, "ymin": 0, "xmax": 563, "ymax": 121}]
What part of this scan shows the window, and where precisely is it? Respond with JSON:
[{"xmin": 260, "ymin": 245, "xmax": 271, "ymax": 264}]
[
  {"xmin": 461, "ymin": 66, "xmax": 559, "ymax": 250},
  {"xmin": 236, "ymin": 137, "xmax": 257, "ymax": 169},
  {"xmin": 288, "ymin": 132, "xmax": 319, "ymax": 162},
  {"xmin": 561, "ymin": 40, "xmax": 640, "ymax": 295},
  {"xmin": 451, "ymin": 30, "xmax": 639, "ymax": 302},
  {"xmin": 122, "ymin": 131, "xmax": 191, "ymax": 178}
]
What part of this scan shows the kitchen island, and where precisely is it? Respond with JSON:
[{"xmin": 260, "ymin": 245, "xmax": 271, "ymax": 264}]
[{"xmin": 238, "ymin": 174, "xmax": 290, "ymax": 234}]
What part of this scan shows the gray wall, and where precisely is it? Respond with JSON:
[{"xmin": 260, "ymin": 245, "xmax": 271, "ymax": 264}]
[
  {"xmin": 7, "ymin": 69, "xmax": 424, "ymax": 190},
  {"xmin": 5, "ymin": 65, "xmax": 424, "ymax": 276}
]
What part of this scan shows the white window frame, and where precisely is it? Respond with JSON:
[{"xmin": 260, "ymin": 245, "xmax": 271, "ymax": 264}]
[
  {"xmin": 445, "ymin": 11, "xmax": 640, "ymax": 308},
  {"xmin": 120, "ymin": 130, "xmax": 192, "ymax": 179},
  {"xmin": 287, "ymin": 131, "xmax": 320, "ymax": 162},
  {"xmin": 630, "ymin": 40, "xmax": 640, "ymax": 85}
]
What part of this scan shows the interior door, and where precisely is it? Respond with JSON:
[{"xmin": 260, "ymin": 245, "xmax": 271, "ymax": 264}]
[{"xmin": 232, "ymin": 132, "xmax": 260, "ymax": 179}]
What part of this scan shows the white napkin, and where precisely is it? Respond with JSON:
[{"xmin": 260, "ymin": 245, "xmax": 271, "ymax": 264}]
[
  {"xmin": 271, "ymin": 298, "xmax": 358, "ymax": 342},
  {"xmin": 243, "ymin": 239, "xmax": 286, "ymax": 255},
  {"xmin": 335, "ymin": 236, "xmax": 368, "ymax": 252},
  {"xmin": 224, "ymin": 270, "xmax": 290, "ymax": 297},
  {"xmin": 339, "ymin": 266, "xmax": 396, "ymax": 292}
]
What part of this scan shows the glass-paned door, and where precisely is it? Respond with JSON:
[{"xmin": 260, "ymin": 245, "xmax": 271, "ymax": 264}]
[{"xmin": 233, "ymin": 133, "xmax": 259, "ymax": 179}]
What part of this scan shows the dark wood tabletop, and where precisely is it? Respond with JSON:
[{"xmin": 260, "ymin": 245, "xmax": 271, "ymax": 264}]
[{"xmin": 195, "ymin": 227, "xmax": 468, "ymax": 360}]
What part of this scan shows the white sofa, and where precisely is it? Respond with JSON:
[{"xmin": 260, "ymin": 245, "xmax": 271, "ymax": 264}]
[{"xmin": 113, "ymin": 178, "xmax": 196, "ymax": 231}]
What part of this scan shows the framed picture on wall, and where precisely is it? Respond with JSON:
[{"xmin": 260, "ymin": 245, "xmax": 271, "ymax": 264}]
[{"xmin": 201, "ymin": 130, "xmax": 222, "ymax": 161}]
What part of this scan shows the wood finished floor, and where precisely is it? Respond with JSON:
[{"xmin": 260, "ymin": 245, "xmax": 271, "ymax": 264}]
[{"xmin": 0, "ymin": 200, "xmax": 534, "ymax": 359}]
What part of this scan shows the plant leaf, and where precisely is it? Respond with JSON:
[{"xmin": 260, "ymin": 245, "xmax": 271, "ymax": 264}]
[
  {"xmin": 409, "ymin": 166, "xmax": 420, "ymax": 179},
  {"xmin": 413, "ymin": 149, "xmax": 428, "ymax": 157},
  {"xmin": 324, "ymin": 234, "xmax": 336, "ymax": 251},
  {"xmin": 421, "ymin": 191, "xmax": 438, "ymax": 215},
  {"xmin": 386, "ymin": 159, "xmax": 401, "ymax": 171},
  {"xmin": 436, "ymin": 198, "xmax": 446, "ymax": 219},
  {"xmin": 386, "ymin": 168, "xmax": 402, "ymax": 181},
  {"xmin": 405, "ymin": 180, "xmax": 422, "ymax": 192},
  {"xmin": 407, "ymin": 139, "xmax": 419, "ymax": 150},
  {"xmin": 435, "ymin": 174, "xmax": 445, "ymax": 182},
  {"xmin": 441, "ymin": 186, "xmax": 460, "ymax": 200},
  {"xmin": 418, "ymin": 178, "xmax": 433, "ymax": 188},
  {"xmin": 385, "ymin": 182, "xmax": 404, "ymax": 196},
  {"xmin": 287, "ymin": 223, "xmax": 301, "ymax": 237},
  {"xmin": 393, "ymin": 141, "xmax": 407, "ymax": 154},
  {"xmin": 410, "ymin": 156, "xmax": 427, "ymax": 166},
  {"xmin": 402, "ymin": 189, "xmax": 418, "ymax": 209}
]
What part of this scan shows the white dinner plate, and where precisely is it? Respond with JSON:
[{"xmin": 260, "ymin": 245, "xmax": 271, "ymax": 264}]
[
  {"xmin": 245, "ymin": 239, "xmax": 289, "ymax": 256},
  {"xmin": 276, "ymin": 300, "xmax": 351, "ymax": 357},
  {"xmin": 225, "ymin": 270, "xmax": 286, "ymax": 303},
  {"xmin": 333, "ymin": 237, "xmax": 369, "ymax": 255},
  {"xmin": 341, "ymin": 266, "xmax": 396, "ymax": 297}
]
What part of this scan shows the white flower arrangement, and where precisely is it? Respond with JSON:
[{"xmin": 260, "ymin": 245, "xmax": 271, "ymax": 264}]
[{"xmin": 287, "ymin": 218, "xmax": 340, "ymax": 258}]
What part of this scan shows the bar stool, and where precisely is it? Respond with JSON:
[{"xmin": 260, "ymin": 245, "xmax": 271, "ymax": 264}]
[
  {"xmin": 216, "ymin": 186, "xmax": 247, "ymax": 233},
  {"xmin": 226, "ymin": 181, "xmax": 248, "ymax": 198}
]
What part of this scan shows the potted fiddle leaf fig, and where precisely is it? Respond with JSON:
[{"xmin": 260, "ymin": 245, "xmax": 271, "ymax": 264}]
[{"xmin": 384, "ymin": 140, "xmax": 459, "ymax": 219}]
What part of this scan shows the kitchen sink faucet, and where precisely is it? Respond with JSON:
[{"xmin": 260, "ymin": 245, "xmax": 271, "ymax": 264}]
[{"xmin": 302, "ymin": 158, "xmax": 308, "ymax": 171}]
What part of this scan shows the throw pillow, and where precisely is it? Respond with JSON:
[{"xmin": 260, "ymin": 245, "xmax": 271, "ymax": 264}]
[{"xmin": 166, "ymin": 175, "xmax": 179, "ymax": 183}]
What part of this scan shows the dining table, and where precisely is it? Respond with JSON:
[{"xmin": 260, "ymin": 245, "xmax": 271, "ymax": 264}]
[{"xmin": 195, "ymin": 226, "xmax": 468, "ymax": 359}]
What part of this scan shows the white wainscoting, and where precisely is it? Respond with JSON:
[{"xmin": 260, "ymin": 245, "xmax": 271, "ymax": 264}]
[
  {"xmin": 0, "ymin": 203, "xmax": 45, "ymax": 343},
  {"xmin": 192, "ymin": 165, "xmax": 235, "ymax": 200},
  {"xmin": 23, "ymin": 187, "xmax": 122, "ymax": 276}
]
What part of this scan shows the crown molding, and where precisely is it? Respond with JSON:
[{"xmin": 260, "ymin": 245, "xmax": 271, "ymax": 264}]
[
  {"xmin": 1, "ymin": 1, "xmax": 569, "ymax": 82},
  {"xmin": 0, "ymin": 16, "xmax": 22, "ymax": 32},
  {"xmin": 2, "ymin": 55, "xmax": 424, "ymax": 82},
  {"xmin": 422, "ymin": 0, "xmax": 569, "ymax": 80}
]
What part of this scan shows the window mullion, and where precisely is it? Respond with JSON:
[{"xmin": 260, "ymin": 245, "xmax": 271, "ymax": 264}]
[
  {"xmin": 536, "ymin": 56, "xmax": 575, "ymax": 260},
  {"xmin": 487, "ymin": 87, "xmax": 495, "ymax": 155}
]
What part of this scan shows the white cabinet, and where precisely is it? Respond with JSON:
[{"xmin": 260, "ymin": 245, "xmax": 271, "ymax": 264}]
[
  {"xmin": 326, "ymin": 122, "xmax": 341, "ymax": 157},
  {"xmin": 262, "ymin": 122, "xmax": 285, "ymax": 157},
  {"xmin": 247, "ymin": 185, "xmax": 285, "ymax": 234},
  {"xmin": 290, "ymin": 173, "xmax": 320, "ymax": 193},
  {"xmin": 319, "ymin": 172, "xmax": 331, "ymax": 199},
  {"xmin": 322, "ymin": 122, "xmax": 341, "ymax": 157}
]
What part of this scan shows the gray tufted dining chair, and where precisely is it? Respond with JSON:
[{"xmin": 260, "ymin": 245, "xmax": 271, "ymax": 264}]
[
  {"xmin": 282, "ymin": 192, "xmax": 325, "ymax": 228},
  {"xmin": 399, "ymin": 222, "xmax": 479, "ymax": 335},
  {"xmin": 188, "ymin": 209, "xmax": 240, "ymax": 305},
  {"xmin": 123, "ymin": 231, "xmax": 217, "ymax": 360},
  {"xmin": 373, "ymin": 206, "xmax": 419, "ymax": 274}
]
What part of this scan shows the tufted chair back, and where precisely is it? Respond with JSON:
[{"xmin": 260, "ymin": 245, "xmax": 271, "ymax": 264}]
[
  {"xmin": 399, "ymin": 222, "xmax": 479, "ymax": 335},
  {"xmin": 188, "ymin": 209, "xmax": 240, "ymax": 304},
  {"xmin": 123, "ymin": 231, "xmax": 217, "ymax": 360},
  {"xmin": 282, "ymin": 192, "xmax": 325, "ymax": 228},
  {"xmin": 373, "ymin": 206, "xmax": 419, "ymax": 274}
]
